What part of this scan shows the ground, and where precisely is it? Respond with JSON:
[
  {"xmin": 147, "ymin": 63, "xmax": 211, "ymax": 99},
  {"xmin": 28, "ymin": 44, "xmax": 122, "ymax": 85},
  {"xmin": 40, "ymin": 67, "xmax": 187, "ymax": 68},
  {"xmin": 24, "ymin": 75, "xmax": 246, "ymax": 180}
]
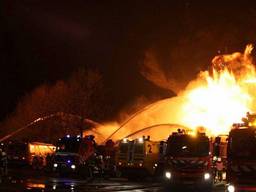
[{"xmin": 0, "ymin": 167, "xmax": 225, "ymax": 192}]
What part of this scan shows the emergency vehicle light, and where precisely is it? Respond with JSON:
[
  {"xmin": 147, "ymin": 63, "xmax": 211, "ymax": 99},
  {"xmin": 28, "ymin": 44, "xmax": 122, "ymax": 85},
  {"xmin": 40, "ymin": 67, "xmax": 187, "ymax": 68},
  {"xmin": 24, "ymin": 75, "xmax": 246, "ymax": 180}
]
[
  {"xmin": 165, "ymin": 171, "xmax": 171, "ymax": 179},
  {"xmin": 204, "ymin": 173, "xmax": 210, "ymax": 180},
  {"xmin": 227, "ymin": 185, "xmax": 235, "ymax": 192},
  {"xmin": 71, "ymin": 165, "xmax": 76, "ymax": 169}
]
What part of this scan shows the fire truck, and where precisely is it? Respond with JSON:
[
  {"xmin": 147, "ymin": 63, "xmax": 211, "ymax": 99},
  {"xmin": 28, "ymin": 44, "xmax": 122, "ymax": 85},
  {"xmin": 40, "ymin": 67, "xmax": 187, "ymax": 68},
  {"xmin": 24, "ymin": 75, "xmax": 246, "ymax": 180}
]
[
  {"xmin": 53, "ymin": 135, "xmax": 96, "ymax": 176},
  {"xmin": 6, "ymin": 141, "xmax": 56, "ymax": 168},
  {"xmin": 226, "ymin": 113, "xmax": 256, "ymax": 192},
  {"xmin": 163, "ymin": 129, "xmax": 213, "ymax": 191},
  {"xmin": 116, "ymin": 136, "xmax": 164, "ymax": 179}
]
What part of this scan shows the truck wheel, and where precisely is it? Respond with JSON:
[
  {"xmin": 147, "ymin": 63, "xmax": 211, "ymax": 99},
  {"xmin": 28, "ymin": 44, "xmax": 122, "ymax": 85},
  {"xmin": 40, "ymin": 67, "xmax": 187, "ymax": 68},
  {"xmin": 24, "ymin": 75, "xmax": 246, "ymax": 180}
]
[
  {"xmin": 80, "ymin": 166, "xmax": 93, "ymax": 179},
  {"xmin": 115, "ymin": 169, "xmax": 122, "ymax": 178},
  {"xmin": 201, "ymin": 184, "xmax": 213, "ymax": 192},
  {"xmin": 164, "ymin": 183, "xmax": 179, "ymax": 192}
]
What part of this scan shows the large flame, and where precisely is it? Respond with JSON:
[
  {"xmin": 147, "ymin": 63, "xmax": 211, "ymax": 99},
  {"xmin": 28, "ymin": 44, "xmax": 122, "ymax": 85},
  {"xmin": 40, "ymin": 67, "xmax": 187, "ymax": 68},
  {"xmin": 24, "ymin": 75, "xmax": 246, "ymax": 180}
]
[
  {"xmin": 85, "ymin": 45, "xmax": 256, "ymax": 143},
  {"xmin": 182, "ymin": 44, "xmax": 256, "ymax": 135},
  {"xmin": 181, "ymin": 69, "xmax": 251, "ymax": 136}
]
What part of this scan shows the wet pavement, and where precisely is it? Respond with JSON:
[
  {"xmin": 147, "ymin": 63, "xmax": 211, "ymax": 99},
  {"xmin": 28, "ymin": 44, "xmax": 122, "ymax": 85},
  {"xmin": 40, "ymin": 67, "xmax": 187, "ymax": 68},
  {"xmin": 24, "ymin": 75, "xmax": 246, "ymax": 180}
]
[{"xmin": 0, "ymin": 168, "xmax": 226, "ymax": 192}]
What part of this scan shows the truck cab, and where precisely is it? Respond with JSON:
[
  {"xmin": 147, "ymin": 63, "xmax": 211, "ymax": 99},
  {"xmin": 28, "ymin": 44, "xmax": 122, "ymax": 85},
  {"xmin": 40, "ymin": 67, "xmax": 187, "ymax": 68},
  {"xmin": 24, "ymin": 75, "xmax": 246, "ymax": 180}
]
[
  {"xmin": 53, "ymin": 135, "xmax": 95, "ymax": 175},
  {"xmin": 116, "ymin": 136, "xmax": 161, "ymax": 179},
  {"xmin": 163, "ymin": 130, "xmax": 213, "ymax": 191},
  {"xmin": 226, "ymin": 112, "xmax": 256, "ymax": 192},
  {"xmin": 227, "ymin": 127, "xmax": 256, "ymax": 192}
]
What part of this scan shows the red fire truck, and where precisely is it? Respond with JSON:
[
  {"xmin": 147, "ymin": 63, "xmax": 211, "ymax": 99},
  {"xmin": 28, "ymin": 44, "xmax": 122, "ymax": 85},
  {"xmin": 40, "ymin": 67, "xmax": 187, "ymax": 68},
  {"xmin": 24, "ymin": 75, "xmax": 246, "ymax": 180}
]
[
  {"xmin": 163, "ymin": 130, "xmax": 213, "ymax": 191},
  {"xmin": 226, "ymin": 120, "xmax": 256, "ymax": 192}
]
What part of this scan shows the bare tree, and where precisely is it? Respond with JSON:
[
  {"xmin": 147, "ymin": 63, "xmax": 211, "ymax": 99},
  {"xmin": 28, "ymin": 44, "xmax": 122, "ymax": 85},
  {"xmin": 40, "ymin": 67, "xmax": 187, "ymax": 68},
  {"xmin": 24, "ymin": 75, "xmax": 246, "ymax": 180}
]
[{"xmin": 0, "ymin": 68, "xmax": 109, "ymax": 142}]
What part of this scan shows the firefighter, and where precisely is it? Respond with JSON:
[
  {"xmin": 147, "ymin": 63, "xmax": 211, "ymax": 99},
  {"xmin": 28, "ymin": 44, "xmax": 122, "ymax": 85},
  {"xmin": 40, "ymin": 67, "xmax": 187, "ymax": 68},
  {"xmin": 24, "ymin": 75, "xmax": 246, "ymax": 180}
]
[
  {"xmin": 46, "ymin": 153, "xmax": 53, "ymax": 171},
  {"xmin": 216, "ymin": 157, "xmax": 224, "ymax": 182},
  {"xmin": 46, "ymin": 153, "xmax": 51, "ymax": 169},
  {"xmin": 0, "ymin": 149, "xmax": 7, "ymax": 176},
  {"xmin": 89, "ymin": 135, "xmax": 97, "ymax": 148},
  {"xmin": 32, "ymin": 156, "xmax": 41, "ymax": 170},
  {"xmin": 39, "ymin": 156, "xmax": 44, "ymax": 170},
  {"xmin": 105, "ymin": 139, "xmax": 115, "ymax": 162},
  {"xmin": 104, "ymin": 140, "xmax": 116, "ymax": 177}
]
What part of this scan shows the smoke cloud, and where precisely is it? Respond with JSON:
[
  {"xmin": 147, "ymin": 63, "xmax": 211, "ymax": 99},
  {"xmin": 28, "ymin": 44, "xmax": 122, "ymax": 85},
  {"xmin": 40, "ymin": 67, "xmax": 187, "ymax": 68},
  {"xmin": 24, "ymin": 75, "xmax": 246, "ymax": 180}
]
[{"xmin": 141, "ymin": 51, "xmax": 187, "ymax": 94}]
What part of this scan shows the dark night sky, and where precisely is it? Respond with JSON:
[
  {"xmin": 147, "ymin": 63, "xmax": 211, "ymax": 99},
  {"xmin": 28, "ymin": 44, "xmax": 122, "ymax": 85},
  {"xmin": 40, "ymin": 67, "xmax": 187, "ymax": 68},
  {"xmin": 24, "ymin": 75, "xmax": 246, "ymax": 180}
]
[{"xmin": 2, "ymin": 0, "xmax": 256, "ymax": 120}]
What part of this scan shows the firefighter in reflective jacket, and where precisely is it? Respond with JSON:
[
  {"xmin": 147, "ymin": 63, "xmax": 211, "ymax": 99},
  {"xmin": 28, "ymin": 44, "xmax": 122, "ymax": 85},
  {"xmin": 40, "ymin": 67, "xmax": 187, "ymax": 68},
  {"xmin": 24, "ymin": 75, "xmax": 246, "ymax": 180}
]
[
  {"xmin": 0, "ymin": 149, "xmax": 7, "ymax": 176},
  {"xmin": 216, "ymin": 158, "xmax": 224, "ymax": 181}
]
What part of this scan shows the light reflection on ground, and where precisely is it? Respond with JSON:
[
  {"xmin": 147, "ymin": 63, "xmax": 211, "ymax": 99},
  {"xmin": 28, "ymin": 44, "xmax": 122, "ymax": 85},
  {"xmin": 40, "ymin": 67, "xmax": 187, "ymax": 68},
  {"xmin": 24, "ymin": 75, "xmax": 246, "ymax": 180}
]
[{"xmin": 0, "ymin": 168, "xmax": 225, "ymax": 192}]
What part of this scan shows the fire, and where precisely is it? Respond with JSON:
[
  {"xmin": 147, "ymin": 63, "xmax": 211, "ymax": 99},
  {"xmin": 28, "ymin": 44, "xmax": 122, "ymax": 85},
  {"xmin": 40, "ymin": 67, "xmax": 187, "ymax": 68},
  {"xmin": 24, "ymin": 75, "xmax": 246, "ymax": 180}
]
[
  {"xmin": 181, "ymin": 69, "xmax": 252, "ymax": 135},
  {"xmin": 181, "ymin": 44, "xmax": 256, "ymax": 135},
  {"xmin": 85, "ymin": 45, "xmax": 256, "ymax": 143}
]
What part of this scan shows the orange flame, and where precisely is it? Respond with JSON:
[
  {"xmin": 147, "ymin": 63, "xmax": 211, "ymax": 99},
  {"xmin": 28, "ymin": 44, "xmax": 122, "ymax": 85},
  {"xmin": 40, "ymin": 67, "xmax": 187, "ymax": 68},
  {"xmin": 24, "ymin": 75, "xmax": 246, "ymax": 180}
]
[
  {"xmin": 182, "ymin": 44, "xmax": 256, "ymax": 135},
  {"xmin": 85, "ymin": 45, "xmax": 256, "ymax": 143}
]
